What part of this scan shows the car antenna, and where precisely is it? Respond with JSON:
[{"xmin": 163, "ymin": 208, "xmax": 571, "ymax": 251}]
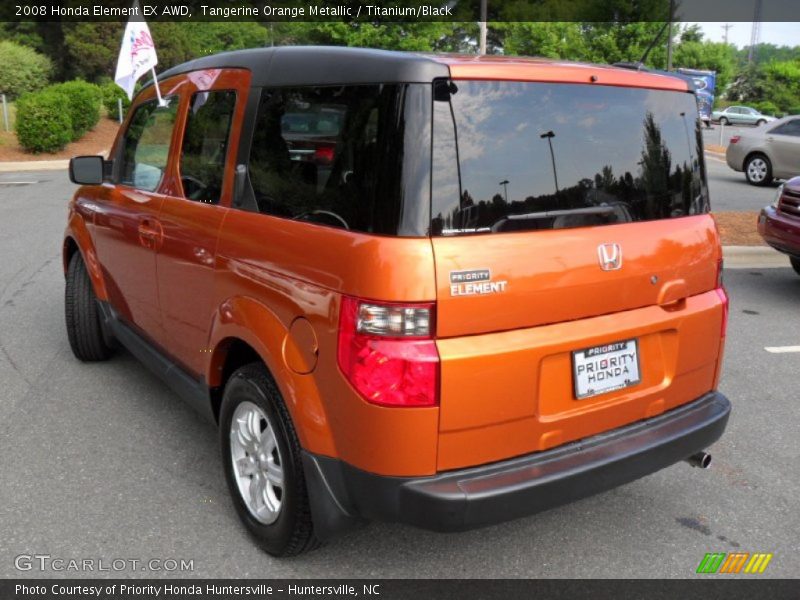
[
  {"xmin": 613, "ymin": 21, "xmax": 671, "ymax": 71},
  {"xmin": 637, "ymin": 21, "xmax": 671, "ymax": 67}
]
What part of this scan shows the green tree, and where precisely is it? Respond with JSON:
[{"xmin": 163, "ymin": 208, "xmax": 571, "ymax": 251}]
[
  {"xmin": 673, "ymin": 41, "xmax": 737, "ymax": 90},
  {"xmin": 0, "ymin": 40, "xmax": 52, "ymax": 97},
  {"xmin": 499, "ymin": 22, "xmax": 672, "ymax": 68},
  {"xmin": 275, "ymin": 23, "xmax": 464, "ymax": 52},
  {"xmin": 499, "ymin": 22, "xmax": 587, "ymax": 59},
  {"xmin": 680, "ymin": 24, "xmax": 704, "ymax": 43},
  {"xmin": 63, "ymin": 23, "xmax": 119, "ymax": 82},
  {"xmin": 61, "ymin": 22, "xmax": 194, "ymax": 82},
  {"xmin": 727, "ymin": 60, "xmax": 800, "ymax": 112},
  {"xmin": 184, "ymin": 22, "xmax": 267, "ymax": 56}
]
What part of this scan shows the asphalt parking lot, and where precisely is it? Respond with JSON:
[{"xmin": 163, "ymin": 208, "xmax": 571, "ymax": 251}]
[
  {"xmin": 702, "ymin": 122, "xmax": 766, "ymax": 150},
  {"xmin": 704, "ymin": 153, "xmax": 779, "ymax": 212},
  {"xmin": 0, "ymin": 169, "xmax": 798, "ymax": 578}
]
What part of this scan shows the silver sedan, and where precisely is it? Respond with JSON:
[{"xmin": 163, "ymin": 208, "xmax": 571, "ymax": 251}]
[{"xmin": 726, "ymin": 116, "xmax": 800, "ymax": 186}]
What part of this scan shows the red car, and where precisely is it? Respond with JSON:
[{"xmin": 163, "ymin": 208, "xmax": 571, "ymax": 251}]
[{"xmin": 758, "ymin": 177, "xmax": 800, "ymax": 276}]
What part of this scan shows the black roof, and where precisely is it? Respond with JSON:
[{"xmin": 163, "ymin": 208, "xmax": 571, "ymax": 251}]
[{"xmin": 155, "ymin": 46, "xmax": 450, "ymax": 88}]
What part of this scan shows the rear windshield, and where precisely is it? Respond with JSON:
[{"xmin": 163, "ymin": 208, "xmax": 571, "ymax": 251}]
[{"xmin": 431, "ymin": 80, "xmax": 708, "ymax": 236}]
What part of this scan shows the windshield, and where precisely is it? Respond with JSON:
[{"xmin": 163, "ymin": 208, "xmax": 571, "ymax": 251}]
[{"xmin": 431, "ymin": 80, "xmax": 708, "ymax": 236}]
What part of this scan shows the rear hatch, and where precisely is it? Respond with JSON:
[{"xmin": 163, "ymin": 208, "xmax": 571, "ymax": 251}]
[{"xmin": 430, "ymin": 79, "xmax": 726, "ymax": 470}]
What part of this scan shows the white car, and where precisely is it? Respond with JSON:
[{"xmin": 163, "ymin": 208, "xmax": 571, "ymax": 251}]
[{"xmin": 712, "ymin": 106, "xmax": 776, "ymax": 127}]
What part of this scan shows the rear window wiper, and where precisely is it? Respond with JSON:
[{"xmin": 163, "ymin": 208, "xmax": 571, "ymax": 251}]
[{"xmin": 491, "ymin": 205, "xmax": 617, "ymax": 231}]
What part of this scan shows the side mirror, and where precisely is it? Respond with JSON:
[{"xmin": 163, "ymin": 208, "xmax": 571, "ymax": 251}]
[{"xmin": 69, "ymin": 155, "xmax": 104, "ymax": 185}]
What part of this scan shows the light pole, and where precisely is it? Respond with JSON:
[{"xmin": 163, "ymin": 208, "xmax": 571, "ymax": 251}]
[
  {"xmin": 540, "ymin": 130, "xmax": 559, "ymax": 196},
  {"xmin": 479, "ymin": 0, "xmax": 487, "ymax": 55},
  {"xmin": 666, "ymin": 0, "xmax": 675, "ymax": 70},
  {"xmin": 499, "ymin": 179, "xmax": 509, "ymax": 203}
]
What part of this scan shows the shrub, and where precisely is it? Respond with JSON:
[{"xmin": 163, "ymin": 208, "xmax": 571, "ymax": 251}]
[
  {"xmin": 48, "ymin": 80, "xmax": 102, "ymax": 141},
  {"xmin": 100, "ymin": 81, "xmax": 131, "ymax": 121},
  {"xmin": 0, "ymin": 41, "xmax": 52, "ymax": 98},
  {"xmin": 787, "ymin": 105, "xmax": 800, "ymax": 116},
  {"xmin": 15, "ymin": 91, "xmax": 73, "ymax": 153},
  {"xmin": 753, "ymin": 101, "xmax": 779, "ymax": 116}
]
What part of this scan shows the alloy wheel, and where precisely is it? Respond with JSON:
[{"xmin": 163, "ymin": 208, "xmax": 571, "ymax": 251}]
[
  {"xmin": 229, "ymin": 400, "xmax": 285, "ymax": 525},
  {"xmin": 747, "ymin": 158, "xmax": 768, "ymax": 183}
]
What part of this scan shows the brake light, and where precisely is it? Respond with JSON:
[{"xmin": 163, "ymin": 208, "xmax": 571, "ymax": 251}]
[
  {"xmin": 729, "ymin": 135, "xmax": 740, "ymax": 144},
  {"xmin": 715, "ymin": 258, "xmax": 728, "ymax": 338},
  {"xmin": 314, "ymin": 144, "xmax": 335, "ymax": 165},
  {"xmin": 337, "ymin": 296, "xmax": 439, "ymax": 407}
]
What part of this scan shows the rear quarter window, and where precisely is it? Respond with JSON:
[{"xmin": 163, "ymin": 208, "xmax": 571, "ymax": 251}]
[{"xmin": 245, "ymin": 84, "xmax": 431, "ymax": 236}]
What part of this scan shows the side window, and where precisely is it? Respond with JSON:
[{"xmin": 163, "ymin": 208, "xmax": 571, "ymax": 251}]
[
  {"xmin": 179, "ymin": 90, "xmax": 236, "ymax": 204},
  {"xmin": 246, "ymin": 85, "xmax": 414, "ymax": 234},
  {"xmin": 119, "ymin": 98, "xmax": 178, "ymax": 191},
  {"xmin": 770, "ymin": 119, "xmax": 800, "ymax": 137}
]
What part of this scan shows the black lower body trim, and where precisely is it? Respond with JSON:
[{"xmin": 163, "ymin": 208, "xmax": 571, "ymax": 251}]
[
  {"xmin": 304, "ymin": 392, "xmax": 731, "ymax": 538},
  {"xmin": 97, "ymin": 301, "xmax": 215, "ymax": 423}
]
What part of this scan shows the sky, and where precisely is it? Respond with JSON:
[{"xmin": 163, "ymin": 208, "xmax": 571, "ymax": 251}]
[{"xmin": 690, "ymin": 22, "xmax": 800, "ymax": 48}]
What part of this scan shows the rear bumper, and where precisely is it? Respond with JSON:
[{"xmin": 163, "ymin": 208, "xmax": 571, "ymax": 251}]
[
  {"xmin": 304, "ymin": 391, "xmax": 731, "ymax": 538},
  {"xmin": 758, "ymin": 206, "xmax": 800, "ymax": 258},
  {"xmin": 725, "ymin": 146, "xmax": 744, "ymax": 172}
]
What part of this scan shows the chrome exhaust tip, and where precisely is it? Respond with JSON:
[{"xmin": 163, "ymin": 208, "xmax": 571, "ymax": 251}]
[{"xmin": 686, "ymin": 451, "xmax": 712, "ymax": 469}]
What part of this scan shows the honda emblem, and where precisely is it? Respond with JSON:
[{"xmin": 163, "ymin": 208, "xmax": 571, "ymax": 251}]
[{"xmin": 597, "ymin": 243, "xmax": 622, "ymax": 271}]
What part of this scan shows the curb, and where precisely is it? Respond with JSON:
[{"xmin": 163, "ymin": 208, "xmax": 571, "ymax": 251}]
[
  {"xmin": 0, "ymin": 149, "xmax": 106, "ymax": 173},
  {"xmin": 0, "ymin": 159, "xmax": 69, "ymax": 172},
  {"xmin": 723, "ymin": 246, "xmax": 790, "ymax": 269}
]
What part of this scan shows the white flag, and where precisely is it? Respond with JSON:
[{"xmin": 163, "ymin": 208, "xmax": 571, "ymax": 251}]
[{"xmin": 114, "ymin": 6, "xmax": 158, "ymax": 101}]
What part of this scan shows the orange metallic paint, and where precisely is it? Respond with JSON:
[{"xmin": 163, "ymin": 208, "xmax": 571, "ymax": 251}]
[
  {"xmin": 435, "ymin": 290, "xmax": 724, "ymax": 470},
  {"xmin": 440, "ymin": 55, "xmax": 691, "ymax": 91},
  {"xmin": 64, "ymin": 58, "xmax": 724, "ymax": 479},
  {"xmin": 432, "ymin": 216, "xmax": 721, "ymax": 338},
  {"xmin": 212, "ymin": 210, "xmax": 440, "ymax": 475},
  {"xmin": 155, "ymin": 70, "xmax": 251, "ymax": 375},
  {"xmin": 64, "ymin": 208, "xmax": 108, "ymax": 301}
]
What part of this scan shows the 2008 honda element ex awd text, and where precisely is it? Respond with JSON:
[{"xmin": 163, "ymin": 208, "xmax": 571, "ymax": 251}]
[{"xmin": 64, "ymin": 47, "xmax": 731, "ymax": 556}]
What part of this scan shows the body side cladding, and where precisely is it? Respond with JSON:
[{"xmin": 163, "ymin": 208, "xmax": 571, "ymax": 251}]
[{"xmin": 97, "ymin": 301, "xmax": 215, "ymax": 423}]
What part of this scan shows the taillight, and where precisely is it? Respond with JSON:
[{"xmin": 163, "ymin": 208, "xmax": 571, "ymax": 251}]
[
  {"xmin": 729, "ymin": 135, "xmax": 740, "ymax": 144},
  {"xmin": 715, "ymin": 258, "xmax": 728, "ymax": 338},
  {"xmin": 337, "ymin": 296, "xmax": 439, "ymax": 407},
  {"xmin": 314, "ymin": 144, "xmax": 335, "ymax": 165}
]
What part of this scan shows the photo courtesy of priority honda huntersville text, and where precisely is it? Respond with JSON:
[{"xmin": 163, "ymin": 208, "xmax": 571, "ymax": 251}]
[{"xmin": 64, "ymin": 46, "xmax": 731, "ymax": 557}]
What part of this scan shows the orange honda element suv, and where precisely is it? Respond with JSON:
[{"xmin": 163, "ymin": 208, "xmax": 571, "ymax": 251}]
[{"xmin": 65, "ymin": 47, "xmax": 730, "ymax": 556}]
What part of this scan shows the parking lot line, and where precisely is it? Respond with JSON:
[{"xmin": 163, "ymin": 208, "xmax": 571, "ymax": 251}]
[{"xmin": 764, "ymin": 346, "xmax": 800, "ymax": 353}]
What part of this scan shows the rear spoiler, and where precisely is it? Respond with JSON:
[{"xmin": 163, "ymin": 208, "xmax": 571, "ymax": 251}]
[{"xmin": 612, "ymin": 62, "xmax": 696, "ymax": 92}]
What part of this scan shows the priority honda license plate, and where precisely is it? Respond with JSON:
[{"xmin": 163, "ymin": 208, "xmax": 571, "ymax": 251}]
[{"xmin": 572, "ymin": 339, "xmax": 641, "ymax": 400}]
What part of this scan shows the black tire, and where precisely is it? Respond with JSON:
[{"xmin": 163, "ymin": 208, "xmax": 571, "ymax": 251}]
[
  {"xmin": 219, "ymin": 362, "xmax": 319, "ymax": 557},
  {"xmin": 744, "ymin": 153, "xmax": 774, "ymax": 187},
  {"xmin": 719, "ymin": 117, "xmax": 729, "ymax": 126},
  {"xmin": 757, "ymin": 119, "xmax": 767, "ymax": 126},
  {"xmin": 790, "ymin": 257, "xmax": 800, "ymax": 276},
  {"xmin": 65, "ymin": 252, "xmax": 113, "ymax": 361}
]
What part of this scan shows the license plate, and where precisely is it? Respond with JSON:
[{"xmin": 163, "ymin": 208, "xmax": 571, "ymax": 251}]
[{"xmin": 572, "ymin": 339, "xmax": 641, "ymax": 400}]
